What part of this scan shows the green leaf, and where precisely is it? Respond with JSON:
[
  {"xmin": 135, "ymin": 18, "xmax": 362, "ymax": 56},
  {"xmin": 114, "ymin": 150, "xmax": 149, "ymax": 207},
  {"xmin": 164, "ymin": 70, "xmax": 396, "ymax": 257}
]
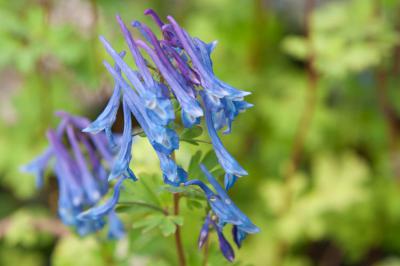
[
  {"xmin": 186, "ymin": 199, "xmax": 204, "ymax": 210},
  {"xmin": 188, "ymin": 150, "xmax": 203, "ymax": 175},
  {"xmin": 159, "ymin": 216, "xmax": 177, "ymax": 236},
  {"xmin": 180, "ymin": 126, "xmax": 203, "ymax": 140},
  {"xmin": 132, "ymin": 214, "xmax": 165, "ymax": 234},
  {"xmin": 201, "ymin": 150, "xmax": 219, "ymax": 172},
  {"xmin": 180, "ymin": 139, "xmax": 199, "ymax": 146},
  {"xmin": 170, "ymin": 215, "xmax": 184, "ymax": 226}
]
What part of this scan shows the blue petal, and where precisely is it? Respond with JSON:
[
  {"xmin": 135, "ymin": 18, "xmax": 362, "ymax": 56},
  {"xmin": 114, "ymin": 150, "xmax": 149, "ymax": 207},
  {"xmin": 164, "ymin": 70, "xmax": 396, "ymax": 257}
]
[
  {"xmin": 182, "ymin": 110, "xmax": 201, "ymax": 128},
  {"xmin": 47, "ymin": 130, "xmax": 84, "ymax": 207},
  {"xmin": 83, "ymin": 49, "xmax": 123, "ymax": 139},
  {"xmin": 21, "ymin": 148, "xmax": 53, "ymax": 188},
  {"xmin": 143, "ymin": 91, "xmax": 175, "ymax": 126},
  {"xmin": 103, "ymin": 61, "xmax": 178, "ymax": 155},
  {"xmin": 224, "ymin": 173, "xmax": 238, "ymax": 190},
  {"xmin": 232, "ymin": 225, "xmax": 247, "ymax": 248},
  {"xmin": 201, "ymin": 94, "xmax": 248, "ymax": 177},
  {"xmin": 116, "ymin": 15, "xmax": 155, "ymax": 89},
  {"xmin": 151, "ymin": 127, "xmax": 179, "ymax": 155},
  {"xmin": 183, "ymin": 179, "xmax": 214, "ymax": 197},
  {"xmin": 134, "ymin": 23, "xmax": 203, "ymax": 119},
  {"xmin": 213, "ymin": 223, "xmax": 235, "ymax": 262},
  {"xmin": 78, "ymin": 176, "xmax": 126, "ymax": 220},
  {"xmin": 83, "ymin": 85, "xmax": 121, "ymax": 146},
  {"xmin": 109, "ymin": 99, "xmax": 134, "ymax": 181},
  {"xmin": 66, "ymin": 126, "xmax": 101, "ymax": 204},
  {"xmin": 158, "ymin": 153, "xmax": 187, "ymax": 186},
  {"xmin": 200, "ymin": 165, "xmax": 259, "ymax": 234},
  {"xmin": 167, "ymin": 16, "xmax": 250, "ymax": 99},
  {"xmin": 198, "ymin": 215, "xmax": 211, "ymax": 249}
]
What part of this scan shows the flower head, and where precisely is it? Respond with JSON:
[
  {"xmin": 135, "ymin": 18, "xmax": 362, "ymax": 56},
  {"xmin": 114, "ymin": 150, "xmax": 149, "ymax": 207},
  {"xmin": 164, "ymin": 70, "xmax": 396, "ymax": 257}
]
[{"xmin": 22, "ymin": 112, "xmax": 126, "ymax": 238}]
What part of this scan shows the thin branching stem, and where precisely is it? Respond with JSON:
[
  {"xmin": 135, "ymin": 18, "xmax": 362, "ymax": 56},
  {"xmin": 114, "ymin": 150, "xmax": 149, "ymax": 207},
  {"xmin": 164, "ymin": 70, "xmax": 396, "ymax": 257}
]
[
  {"xmin": 171, "ymin": 152, "xmax": 186, "ymax": 266},
  {"xmin": 117, "ymin": 201, "xmax": 168, "ymax": 215}
]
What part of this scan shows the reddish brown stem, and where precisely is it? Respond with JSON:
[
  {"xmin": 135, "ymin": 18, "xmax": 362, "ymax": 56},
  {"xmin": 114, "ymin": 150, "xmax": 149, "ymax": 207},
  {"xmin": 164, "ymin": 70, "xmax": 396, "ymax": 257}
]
[
  {"xmin": 202, "ymin": 235, "xmax": 210, "ymax": 266},
  {"xmin": 173, "ymin": 193, "xmax": 186, "ymax": 266}
]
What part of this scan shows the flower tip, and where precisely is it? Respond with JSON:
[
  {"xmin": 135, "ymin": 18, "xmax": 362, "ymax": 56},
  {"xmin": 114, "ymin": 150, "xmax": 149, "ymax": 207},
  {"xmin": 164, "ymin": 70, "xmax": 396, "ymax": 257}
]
[
  {"xmin": 115, "ymin": 14, "xmax": 123, "ymax": 22},
  {"xmin": 143, "ymin": 8, "xmax": 153, "ymax": 15},
  {"xmin": 81, "ymin": 126, "xmax": 94, "ymax": 133},
  {"xmin": 131, "ymin": 20, "xmax": 141, "ymax": 27}
]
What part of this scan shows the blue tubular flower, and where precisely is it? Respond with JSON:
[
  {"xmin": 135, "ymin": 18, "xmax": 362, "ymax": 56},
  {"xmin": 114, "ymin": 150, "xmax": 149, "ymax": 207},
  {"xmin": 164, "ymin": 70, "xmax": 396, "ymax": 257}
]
[
  {"xmin": 82, "ymin": 52, "xmax": 124, "ymax": 146},
  {"xmin": 144, "ymin": 9, "xmax": 182, "ymax": 48},
  {"xmin": 21, "ymin": 148, "xmax": 52, "ymax": 188},
  {"xmin": 118, "ymin": 16, "xmax": 175, "ymax": 126},
  {"xmin": 47, "ymin": 130, "xmax": 85, "ymax": 207},
  {"xmin": 133, "ymin": 22, "xmax": 203, "ymax": 120},
  {"xmin": 184, "ymin": 165, "xmax": 259, "ymax": 240},
  {"xmin": 201, "ymin": 91, "xmax": 248, "ymax": 178},
  {"xmin": 198, "ymin": 214, "xmax": 235, "ymax": 262},
  {"xmin": 108, "ymin": 99, "xmax": 136, "ymax": 181},
  {"xmin": 66, "ymin": 125, "xmax": 101, "ymax": 204},
  {"xmin": 224, "ymin": 173, "xmax": 238, "ymax": 191},
  {"xmin": 232, "ymin": 225, "xmax": 247, "ymax": 248},
  {"xmin": 160, "ymin": 41, "xmax": 200, "ymax": 87},
  {"xmin": 24, "ymin": 112, "xmax": 127, "ymax": 238},
  {"xmin": 101, "ymin": 25, "xmax": 174, "ymax": 127},
  {"xmin": 78, "ymin": 176, "xmax": 126, "ymax": 220},
  {"xmin": 198, "ymin": 215, "xmax": 211, "ymax": 249},
  {"xmin": 21, "ymin": 119, "xmax": 69, "ymax": 187},
  {"xmin": 166, "ymin": 16, "xmax": 250, "ymax": 99},
  {"xmin": 181, "ymin": 110, "xmax": 201, "ymax": 128},
  {"xmin": 103, "ymin": 61, "xmax": 179, "ymax": 155},
  {"xmin": 157, "ymin": 152, "xmax": 187, "ymax": 186},
  {"xmin": 212, "ymin": 221, "xmax": 235, "ymax": 262}
]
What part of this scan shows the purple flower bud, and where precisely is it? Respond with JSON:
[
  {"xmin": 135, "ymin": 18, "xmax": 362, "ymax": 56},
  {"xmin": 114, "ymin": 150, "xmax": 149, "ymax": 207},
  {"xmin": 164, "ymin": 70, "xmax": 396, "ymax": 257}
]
[{"xmin": 198, "ymin": 215, "xmax": 211, "ymax": 249}]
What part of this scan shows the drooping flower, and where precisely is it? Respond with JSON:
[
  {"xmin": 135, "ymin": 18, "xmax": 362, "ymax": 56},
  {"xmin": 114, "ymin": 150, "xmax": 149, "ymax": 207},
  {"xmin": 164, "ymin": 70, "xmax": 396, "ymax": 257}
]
[
  {"xmin": 22, "ymin": 112, "xmax": 126, "ymax": 238},
  {"xmin": 197, "ymin": 214, "xmax": 235, "ymax": 262},
  {"xmin": 184, "ymin": 164, "xmax": 259, "ymax": 256}
]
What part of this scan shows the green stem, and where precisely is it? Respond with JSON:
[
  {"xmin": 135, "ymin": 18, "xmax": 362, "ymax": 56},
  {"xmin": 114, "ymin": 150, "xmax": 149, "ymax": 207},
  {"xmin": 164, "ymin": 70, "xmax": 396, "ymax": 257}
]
[
  {"xmin": 117, "ymin": 201, "xmax": 168, "ymax": 215},
  {"xmin": 180, "ymin": 138, "xmax": 212, "ymax": 145}
]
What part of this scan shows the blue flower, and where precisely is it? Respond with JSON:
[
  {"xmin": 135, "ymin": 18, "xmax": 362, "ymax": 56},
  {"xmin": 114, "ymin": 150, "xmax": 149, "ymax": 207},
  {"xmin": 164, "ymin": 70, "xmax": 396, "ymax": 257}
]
[
  {"xmin": 100, "ymin": 23, "xmax": 175, "ymax": 128},
  {"xmin": 197, "ymin": 214, "xmax": 235, "ymax": 262},
  {"xmin": 108, "ymin": 99, "xmax": 136, "ymax": 182},
  {"xmin": 23, "ymin": 112, "xmax": 125, "ymax": 238},
  {"xmin": 224, "ymin": 173, "xmax": 238, "ymax": 191},
  {"xmin": 184, "ymin": 165, "xmax": 259, "ymax": 236},
  {"xmin": 201, "ymin": 91, "xmax": 248, "ymax": 178},
  {"xmin": 78, "ymin": 176, "xmax": 126, "ymax": 220},
  {"xmin": 198, "ymin": 215, "xmax": 211, "ymax": 249},
  {"xmin": 214, "ymin": 221, "xmax": 235, "ymax": 262},
  {"xmin": 157, "ymin": 152, "xmax": 187, "ymax": 186},
  {"xmin": 133, "ymin": 22, "xmax": 203, "ymax": 121},
  {"xmin": 167, "ymin": 16, "xmax": 250, "ymax": 100},
  {"xmin": 102, "ymin": 60, "xmax": 179, "ymax": 155},
  {"xmin": 21, "ymin": 148, "xmax": 52, "ymax": 188},
  {"xmin": 83, "ymin": 54, "xmax": 123, "ymax": 148}
]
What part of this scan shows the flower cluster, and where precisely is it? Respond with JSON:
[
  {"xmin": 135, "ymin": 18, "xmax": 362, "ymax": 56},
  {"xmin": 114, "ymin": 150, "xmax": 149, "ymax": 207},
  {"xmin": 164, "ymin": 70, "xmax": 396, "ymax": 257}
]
[
  {"xmin": 23, "ymin": 8, "xmax": 259, "ymax": 261},
  {"xmin": 22, "ymin": 112, "xmax": 126, "ymax": 238}
]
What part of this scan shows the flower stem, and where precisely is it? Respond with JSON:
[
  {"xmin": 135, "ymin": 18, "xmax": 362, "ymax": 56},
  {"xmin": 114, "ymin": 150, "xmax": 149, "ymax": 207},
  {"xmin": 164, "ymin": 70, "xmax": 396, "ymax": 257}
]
[
  {"xmin": 173, "ymin": 193, "xmax": 186, "ymax": 266},
  {"xmin": 117, "ymin": 201, "xmax": 168, "ymax": 215},
  {"xmin": 202, "ymin": 235, "xmax": 210, "ymax": 266}
]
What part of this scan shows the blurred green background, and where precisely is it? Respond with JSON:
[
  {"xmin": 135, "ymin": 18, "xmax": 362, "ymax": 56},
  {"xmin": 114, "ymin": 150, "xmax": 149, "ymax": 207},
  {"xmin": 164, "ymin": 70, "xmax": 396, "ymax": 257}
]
[{"xmin": 1, "ymin": 0, "xmax": 400, "ymax": 265}]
